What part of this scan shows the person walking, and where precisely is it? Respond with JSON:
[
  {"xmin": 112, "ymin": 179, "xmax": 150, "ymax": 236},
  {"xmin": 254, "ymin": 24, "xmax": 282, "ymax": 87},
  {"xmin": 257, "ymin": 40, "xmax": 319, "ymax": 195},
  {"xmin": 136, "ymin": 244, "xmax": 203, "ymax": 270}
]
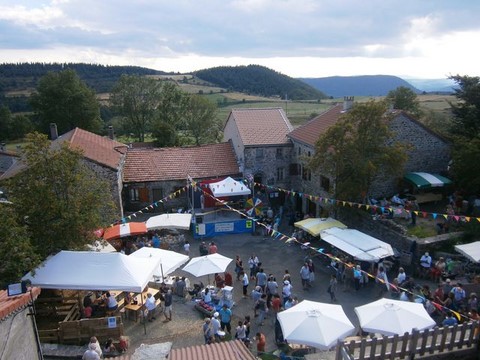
[
  {"xmin": 183, "ymin": 241, "xmax": 190, "ymax": 256},
  {"xmin": 300, "ymin": 262, "xmax": 310, "ymax": 290},
  {"xmin": 163, "ymin": 289, "xmax": 173, "ymax": 321},
  {"xmin": 145, "ymin": 293, "xmax": 157, "ymax": 322},
  {"xmin": 203, "ymin": 318, "xmax": 213, "ymax": 344},
  {"xmin": 211, "ymin": 312, "xmax": 222, "ymax": 342},
  {"xmin": 241, "ymin": 271, "xmax": 249, "ymax": 298},
  {"xmin": 255, "ymin": 332, "xmax": 266, "ymax": 355},
  {"xmin": 219, "ymin": 304, "xmax": 232, "ymax": 334},
  {"xmin": 235, "ymin": 255, "xmax": 243, "ymax": 280},
  {"xmin": 256, "ymin": 294, "xmax": 268, "ymax": 326},
  {"xmin": 328, "ymin": 274, "xmax": 338, "ymax": 302}
]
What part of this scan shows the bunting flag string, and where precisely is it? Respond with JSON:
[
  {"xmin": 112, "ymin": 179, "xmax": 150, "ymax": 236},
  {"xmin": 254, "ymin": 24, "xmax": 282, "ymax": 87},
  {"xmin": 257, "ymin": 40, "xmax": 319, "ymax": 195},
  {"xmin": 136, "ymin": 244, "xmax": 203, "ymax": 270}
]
[
  {"xmin": 197, "ymin": 181, "xmax": 476, "ymax": 323},
  {"xmin": 248, "ymin": 181, "xmax": 479, "ymax": 224},
  {"xmin": 108, "ymin": 185, "xmax": 188, "ymax": 227}
]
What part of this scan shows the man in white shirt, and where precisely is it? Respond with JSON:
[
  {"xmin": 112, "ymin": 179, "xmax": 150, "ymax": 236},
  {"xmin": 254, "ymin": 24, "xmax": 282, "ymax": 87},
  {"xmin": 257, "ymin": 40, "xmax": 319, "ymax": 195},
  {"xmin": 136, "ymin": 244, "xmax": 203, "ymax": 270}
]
[
  {"xmin": 145, "ymin": 293, "xmax": 157, "ymax": 322},
  {"xmin": 420, "ymin": 252, "xmax": 432, "ymax": 277}
]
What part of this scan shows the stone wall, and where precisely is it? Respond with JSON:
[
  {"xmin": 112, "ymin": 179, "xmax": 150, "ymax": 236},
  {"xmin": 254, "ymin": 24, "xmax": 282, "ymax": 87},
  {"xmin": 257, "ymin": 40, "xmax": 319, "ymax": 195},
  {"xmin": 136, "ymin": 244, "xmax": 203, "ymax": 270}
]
[
  {"xmin": 123, "ymin": 179, "xmax": 188, "ymax": 212},
  {"xmin": 370, "ymin": 113, "xmax": 451, "ymax": 197},
  {"xmin": 0, "ymin": 307, "xmax": 41, "ymax": 360},
  {"xmin": 244, "ymin": 144, "xmax": 292, "ymax": 189}
]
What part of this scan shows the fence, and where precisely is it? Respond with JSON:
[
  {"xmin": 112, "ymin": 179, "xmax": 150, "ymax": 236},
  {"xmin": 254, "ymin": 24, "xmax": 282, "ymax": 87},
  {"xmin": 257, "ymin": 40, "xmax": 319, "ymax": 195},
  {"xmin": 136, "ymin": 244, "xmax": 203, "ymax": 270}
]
[{"xmin": 335, "ymin": 321, "xmax": 479, "ymax": 360}]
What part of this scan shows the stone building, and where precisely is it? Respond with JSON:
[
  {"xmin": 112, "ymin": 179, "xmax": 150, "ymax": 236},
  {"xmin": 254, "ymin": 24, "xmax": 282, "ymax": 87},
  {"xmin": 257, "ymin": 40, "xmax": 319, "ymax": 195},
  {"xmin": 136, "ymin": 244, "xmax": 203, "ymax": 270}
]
[
  {"xmin": 223, "ymin": 108, "xmax": 293, "ymax": 206},
  {"xmin": 287, "ymin": 97, "xmax": 451, "ymax": 215},
  {"xmin": 122, "ymin": 142, "xmax": 242, "ymax": 212},
  {"xmin": 0, "ymin": 125, "xmax": 127, "ymax": 217},
  {"xmin": 0, "ymin": 287, "xmax": 42, "ymax": 360}
]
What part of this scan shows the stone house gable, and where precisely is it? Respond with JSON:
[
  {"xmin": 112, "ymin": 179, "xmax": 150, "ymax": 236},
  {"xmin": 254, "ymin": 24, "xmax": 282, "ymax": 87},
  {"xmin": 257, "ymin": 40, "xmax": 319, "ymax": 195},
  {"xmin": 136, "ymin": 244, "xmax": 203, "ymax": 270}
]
[{"xmin": 223, "ymin": 108, "xmax": 293, "ymax": 189}]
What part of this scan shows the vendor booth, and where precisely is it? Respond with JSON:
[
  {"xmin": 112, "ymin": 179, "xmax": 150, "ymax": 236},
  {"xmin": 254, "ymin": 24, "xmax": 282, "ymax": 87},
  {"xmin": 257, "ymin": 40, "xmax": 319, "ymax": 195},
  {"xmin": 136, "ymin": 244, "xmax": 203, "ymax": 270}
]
[
  {"xmin": 23, "ymin": 251, "xmax": 160, "ymax": 292},
  {"xmin": 403, "ymin": 172, "xmax": 452, "ymax": 190},
  {"xmin": 146, "ymin": 213, "xmax": 192, "ymax": 231},
  {"xmin": 320, "ymin": 227, "xmax": 394, "ymax": 262},
  {"xmin": 294, "ymin": 217, "xmax": 346, "ymax": 237},
  {"xmin": 455, "ymin": 241, "xmax": 480, "ymax": 263},
  {"xmin": 193, "ymin": 177, "xmax": 253, "ymax": 238}
]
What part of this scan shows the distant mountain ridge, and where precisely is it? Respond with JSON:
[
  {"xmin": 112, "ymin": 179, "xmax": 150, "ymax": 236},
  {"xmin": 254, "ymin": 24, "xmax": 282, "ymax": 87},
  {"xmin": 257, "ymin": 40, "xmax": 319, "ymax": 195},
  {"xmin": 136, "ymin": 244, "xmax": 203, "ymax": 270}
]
[
  {"xmin": 194, "ymin": 65, "xmax": 326, "ymax": 100},
  {"xmin": 299, "ymin": 75, "xmax": 422, "ymax": 98}
]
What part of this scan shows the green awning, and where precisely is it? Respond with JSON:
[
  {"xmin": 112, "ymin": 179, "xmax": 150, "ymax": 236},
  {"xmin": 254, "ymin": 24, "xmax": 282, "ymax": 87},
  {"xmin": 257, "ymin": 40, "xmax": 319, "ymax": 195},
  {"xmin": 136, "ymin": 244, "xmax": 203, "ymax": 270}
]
[{"xmin": 403, "ymin": 172, "xmax": 452, "ymax": 190}]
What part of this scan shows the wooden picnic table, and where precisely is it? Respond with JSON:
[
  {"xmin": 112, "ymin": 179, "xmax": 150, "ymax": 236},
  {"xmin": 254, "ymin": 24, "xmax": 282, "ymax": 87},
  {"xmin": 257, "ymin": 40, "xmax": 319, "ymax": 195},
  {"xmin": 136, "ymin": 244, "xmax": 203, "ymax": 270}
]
[{"xmin": 124, "ymin": 288, "xmax": 160, "ymax": 322}]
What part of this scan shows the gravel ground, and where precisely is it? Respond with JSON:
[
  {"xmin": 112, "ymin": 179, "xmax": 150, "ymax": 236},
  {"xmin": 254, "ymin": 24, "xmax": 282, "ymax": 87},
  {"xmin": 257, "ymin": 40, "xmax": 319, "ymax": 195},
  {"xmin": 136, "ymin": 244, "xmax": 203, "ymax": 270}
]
[{"xmin": 120, "ymin": 225, "xmax": 437, "ymax": 357}]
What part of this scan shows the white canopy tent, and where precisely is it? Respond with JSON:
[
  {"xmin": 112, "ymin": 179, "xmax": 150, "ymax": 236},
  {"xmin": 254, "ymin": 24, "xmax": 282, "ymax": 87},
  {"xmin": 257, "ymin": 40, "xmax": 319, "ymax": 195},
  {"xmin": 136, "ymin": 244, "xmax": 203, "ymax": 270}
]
[
  {"xmin": 455, "ymin": 241, "xmax": 480, "ymax": 263},
  {"xmin": 320, "ymin": 227, "xmax": 394, "ymax": 262},
  {"xmin": 146, "ymin": 213, "xmax": 192, "ymax": 231},
  {"xmin": 23, "ymin": 251, "xmax": 160, "ymax": 293},
  {"xmin": 129, "ymin": 247, "xmax": 190, "ymax": 279},
  {"xmin": 208, "ymin": 177, "xmax": 251, "ymax": 197}
]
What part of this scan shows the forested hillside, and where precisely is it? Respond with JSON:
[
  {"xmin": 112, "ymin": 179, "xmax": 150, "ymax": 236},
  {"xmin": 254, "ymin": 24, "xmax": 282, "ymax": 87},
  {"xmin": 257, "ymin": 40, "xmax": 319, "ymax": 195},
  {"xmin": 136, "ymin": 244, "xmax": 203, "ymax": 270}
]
[
  {"xmin": 0, "ymin": 63, "xmax": 166, "ymax": 94},
  {"xmin": 194, "ymin": 65, "xmax": 326, "ymax": 100},
  {"xmin": 300, "ymin": 75, "xmax": 421, "ymax": 97}
]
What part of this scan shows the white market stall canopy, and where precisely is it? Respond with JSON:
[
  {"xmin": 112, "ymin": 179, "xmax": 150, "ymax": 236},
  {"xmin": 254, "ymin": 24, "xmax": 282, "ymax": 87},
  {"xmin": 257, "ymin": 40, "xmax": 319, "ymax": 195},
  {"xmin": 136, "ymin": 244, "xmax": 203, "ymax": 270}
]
[
  {"xmin": 455, "ymin": 241, "xmax": 480, "ymax": 263},
  {"xmin": 295, "ymin": 217, "xmax": 347, "ymax": 236},
  {"xmin": 129, "ymin": 247, "xmax": 190, "ymax": 279},
  {"xmin": 146, "ymin": 213, "xmax": 192, "ymax": 231},
  {"xmin": 320, "ymin": 227, "xmax": 394, "ymax": 262},
  {"xmin": 208, "ymin": 177, "xmax": 251, "ymax": 197},
  {"xmin": 23, "ymin": 251, "xmax": 160, "ymax": 292},
  {"xmin": 404, "ymin": 172, "xmax": 452, "ymax": 190}
]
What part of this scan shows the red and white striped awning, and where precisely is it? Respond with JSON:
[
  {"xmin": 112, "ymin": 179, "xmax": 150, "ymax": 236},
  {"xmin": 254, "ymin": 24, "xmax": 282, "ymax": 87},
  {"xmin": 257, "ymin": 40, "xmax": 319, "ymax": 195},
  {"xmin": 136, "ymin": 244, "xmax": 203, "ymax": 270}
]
[{"xmin": 103, "ymin": 222, "xmax": 148, "ymax": 241}]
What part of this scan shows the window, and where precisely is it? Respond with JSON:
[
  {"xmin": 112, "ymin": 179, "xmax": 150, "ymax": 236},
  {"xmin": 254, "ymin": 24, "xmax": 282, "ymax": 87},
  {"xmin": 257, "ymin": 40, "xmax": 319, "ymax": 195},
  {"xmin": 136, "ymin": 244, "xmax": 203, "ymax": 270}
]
[
  {"xmin": 129, "ymin": 188, "xmax": 139, "ymax": 201},
  {"xmin": 289, "ymin": 163, "xmax": 301, "ymax": 176},
  {"xmin": 320, "ymin": 176, "xmax": 330, "ymax": 192},
  {"xmin": 139, "ymin": 188, "xmax": 149, "ymax": 202},
  {"xmin": 307, "ymin": 151, "xmax": 311, "ymax": 157},
  {"xmin": 276, "ymin": 148, "xmax": 283, "ymax": 159},
  {"xmin": 302, "ymin": 166, "xmax": 311, "ymax": 181},
  {"xmin": 276, "ymin": 167, "xmax": 285, "ymax": 181},
  {"xmin": 298, "ymin": 146, "xmax": 301, "ymax": 155},
  {"xmin": 256, "ymin": 148, "xmax": 264, "ymax": 159}
]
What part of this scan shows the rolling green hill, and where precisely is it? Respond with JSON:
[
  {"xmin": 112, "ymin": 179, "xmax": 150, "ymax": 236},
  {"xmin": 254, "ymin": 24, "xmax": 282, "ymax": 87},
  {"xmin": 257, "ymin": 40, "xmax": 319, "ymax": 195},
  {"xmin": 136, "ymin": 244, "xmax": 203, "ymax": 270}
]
[{"xmin": 194, "ymin": 64, "xmax": 326, "ymax": 100}]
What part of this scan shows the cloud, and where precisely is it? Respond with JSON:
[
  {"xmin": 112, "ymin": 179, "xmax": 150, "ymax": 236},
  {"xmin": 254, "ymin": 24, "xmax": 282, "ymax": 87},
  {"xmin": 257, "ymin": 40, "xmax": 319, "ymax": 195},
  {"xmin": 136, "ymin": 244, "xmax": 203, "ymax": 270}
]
[{"xmin": 0, "ymin": 0, "xmax": 479, "ymax": 78}]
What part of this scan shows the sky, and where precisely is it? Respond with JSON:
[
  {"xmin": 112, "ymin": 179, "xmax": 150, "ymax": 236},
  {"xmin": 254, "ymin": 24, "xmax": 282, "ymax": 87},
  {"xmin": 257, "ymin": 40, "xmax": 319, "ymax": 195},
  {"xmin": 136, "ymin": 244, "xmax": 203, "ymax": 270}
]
[{"xmin": 0, "ymin": 0, "xmax": 479, "ymax": 79}]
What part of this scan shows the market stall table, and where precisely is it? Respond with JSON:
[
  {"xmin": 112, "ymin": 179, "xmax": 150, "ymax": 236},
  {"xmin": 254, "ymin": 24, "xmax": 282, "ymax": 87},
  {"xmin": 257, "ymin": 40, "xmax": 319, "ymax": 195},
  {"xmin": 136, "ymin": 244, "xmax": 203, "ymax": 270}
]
[{"xmin": 124, "ymin": 288, "xmax": 160, "ymax": 322}]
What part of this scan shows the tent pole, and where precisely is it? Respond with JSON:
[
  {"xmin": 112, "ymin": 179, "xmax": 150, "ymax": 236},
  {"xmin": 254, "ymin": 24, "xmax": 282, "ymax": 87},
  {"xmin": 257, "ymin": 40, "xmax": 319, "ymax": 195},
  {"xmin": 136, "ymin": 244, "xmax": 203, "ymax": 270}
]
[{"xmin": 141, "ymin": 292, "xmax": 147, "ymax": 335}]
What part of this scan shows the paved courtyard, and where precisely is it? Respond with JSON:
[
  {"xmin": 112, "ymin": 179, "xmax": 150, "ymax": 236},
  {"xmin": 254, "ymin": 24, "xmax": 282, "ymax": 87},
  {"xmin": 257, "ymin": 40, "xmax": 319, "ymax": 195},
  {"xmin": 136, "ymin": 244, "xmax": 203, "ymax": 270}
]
[{"xmin": 120, "ymin": 227, "xmax": 433, "ymax": 357}]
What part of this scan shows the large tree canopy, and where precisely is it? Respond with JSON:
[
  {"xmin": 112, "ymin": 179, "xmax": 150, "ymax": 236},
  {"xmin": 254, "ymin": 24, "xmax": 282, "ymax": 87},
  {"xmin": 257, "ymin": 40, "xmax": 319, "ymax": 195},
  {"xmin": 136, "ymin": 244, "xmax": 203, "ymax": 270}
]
[
  {"xmin": 309, "ymin": 100, "xmax": 407, "ymax": 201},
  {"xmin": 30, "ymin": 69, "xmax": 102, "ymax": 135},
  {"xmin": 385, "ymin": 86, "xmax": 421, "ymax": 118},
  {"xmin": 182, "ymin": 94, "xmax": 222, "ymax": 146},
  {"xmin": 110, "ymin": 75, "xmax": 163, "ymax": 142},
  {"xmin": 0, "ymin": 204, "xmax": 39, "ymax": 288},
  {"xmin": 5, "ymin": 132, "xmax": 116, "ymax": 259},
  {"xmin": 448, "ymin": 75, "xmax": 480, "ymax": 194}
]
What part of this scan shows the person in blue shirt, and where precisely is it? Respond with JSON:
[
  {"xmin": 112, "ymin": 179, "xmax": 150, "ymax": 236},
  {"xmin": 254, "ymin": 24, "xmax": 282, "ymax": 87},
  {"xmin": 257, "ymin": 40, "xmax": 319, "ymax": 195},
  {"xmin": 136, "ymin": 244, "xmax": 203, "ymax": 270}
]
[
  {"xmin": 442, "ymin": 312, "xmax": 458, "ymax": 327},
  {"xmin": 152, "ymin": 233, "xmax": 160, "ymax": 248},
  {"xmin": 219, "ymin": 304, "xmax": 232, "ymax": 334}
]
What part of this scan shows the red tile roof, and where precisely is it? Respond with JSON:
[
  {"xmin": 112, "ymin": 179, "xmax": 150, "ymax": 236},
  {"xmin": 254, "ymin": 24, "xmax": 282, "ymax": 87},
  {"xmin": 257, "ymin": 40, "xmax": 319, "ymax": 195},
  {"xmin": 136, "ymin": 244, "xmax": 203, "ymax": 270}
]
[
  {"xmin": 288, "ymin": 104, "xmax": 344, "ymax": 146},
  {"xmin": 169, "ymin": 340, "xmax": 255, "ymax": 360},
  {"xmin": 0, "ymin": 287, "xmax": 41, "ymax": 321},
  {"xmin": 123, "ymin": 142, "xmax": 240, "ymax": 183},
  {"xmin": 229, "ymin": 108, "xmax": 293, "ymax": 146},
  {"xmin": 56, "ymin": 128, "xmax": 127, "ymax": 170}
]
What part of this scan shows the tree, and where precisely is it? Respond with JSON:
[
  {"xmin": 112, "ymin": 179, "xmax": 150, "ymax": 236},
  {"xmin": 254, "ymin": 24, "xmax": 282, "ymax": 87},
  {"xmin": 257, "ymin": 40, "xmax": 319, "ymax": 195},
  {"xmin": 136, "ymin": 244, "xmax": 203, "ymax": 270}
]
[
  {"xmin": 154, "ymin": 82, "xmax": 188, "ymax": 130},
  {"xmin": 385, "ymin": 86, "xmax": 421, "ymax": 117},
  {"xmin": 449, "ymin": 75, "xmax": 480, "ymax": 139},
  {"xmin": 0, "ymin": 204, "xmax": 40, "ymax": 288},
  {"xmin": 309, "ymin": 100, "xmax": 407, "ymax": 201},
  {"xmin": 110, "ymin": 75, "xmax": 163, "ymax": 142},
  {"xmin": 0, "ymin": 105, "xmax": 12, "ymax": 140},
  {"xmin": 5, "ymin": 132, "xmax": 116, "ymax": 259},
  {"xmin": 30, "ymin": 69, "xmax": 102, "ymax": 135},
  {"xmin": 448, "ymin": 75, "xmax": 480, "ymax": 194},
  {"xmin": 182, "ymin": 95, "xmax": 222, "ymax": 146}
]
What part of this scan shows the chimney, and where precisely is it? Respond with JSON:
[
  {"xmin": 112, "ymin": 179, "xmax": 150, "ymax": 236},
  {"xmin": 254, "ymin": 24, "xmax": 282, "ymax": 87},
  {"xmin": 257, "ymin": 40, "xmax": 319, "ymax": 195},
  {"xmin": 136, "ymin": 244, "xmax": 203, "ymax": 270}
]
[
  {"xmin": 50, "ymin": 123, "xmax": 58, "ymax": 140},
  {"xmin": 343, "ymin": 96, "xmax": 354, "ymax": 112},
  {"xmin": 108, "ymin": 125, "xmax": 115, "ymax": 140}
]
